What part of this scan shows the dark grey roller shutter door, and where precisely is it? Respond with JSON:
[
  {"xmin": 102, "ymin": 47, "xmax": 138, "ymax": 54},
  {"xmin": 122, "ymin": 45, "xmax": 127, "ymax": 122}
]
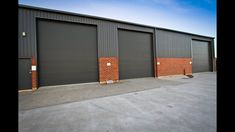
[
  {"xmin": 192, "ymin": 40, "xmax": 211, "ymax": 73},
  {"xmin": 118, "ymin": 29, "xmax": 154, "ymax": 79},
  {"xmin": 37, "ymin": 20, "xmax": 98, "ymax": 86}
]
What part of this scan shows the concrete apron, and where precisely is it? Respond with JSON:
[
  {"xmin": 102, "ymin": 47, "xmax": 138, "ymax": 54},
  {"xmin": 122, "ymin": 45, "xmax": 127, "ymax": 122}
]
[
  {"xmin": 19, "ymin": 72, "xmax": 216, "ymax": 132},
  {"xmin": 19, "ymin": 76, "xmax": 186, "ymax": 111}
]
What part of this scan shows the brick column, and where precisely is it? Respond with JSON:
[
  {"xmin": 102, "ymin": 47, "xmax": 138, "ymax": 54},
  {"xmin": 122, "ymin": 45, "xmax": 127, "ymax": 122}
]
[
  {"xmin": 99, "ymin": 57, "xmax": 119, "ymax": 84},
  {"xmin": 31, "ymin": 57, "xmax": 37, "ymax": 90}
]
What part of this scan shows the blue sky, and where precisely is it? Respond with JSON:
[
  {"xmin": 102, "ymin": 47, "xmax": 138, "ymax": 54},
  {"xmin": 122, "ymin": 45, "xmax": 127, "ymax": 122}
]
[{"xmin": 19, "ymin": 0, "xmax": 216, "ymax": 57}]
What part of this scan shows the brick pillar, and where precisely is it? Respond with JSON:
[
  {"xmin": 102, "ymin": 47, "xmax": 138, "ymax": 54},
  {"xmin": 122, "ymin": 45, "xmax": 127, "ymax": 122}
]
[
  {"xmin": 31, "ymin": 57, "xmax": 37, "ymax": 91},
  {"xmin": 99, "ymin": 57, "xmax": 119, "ymax": 84}
]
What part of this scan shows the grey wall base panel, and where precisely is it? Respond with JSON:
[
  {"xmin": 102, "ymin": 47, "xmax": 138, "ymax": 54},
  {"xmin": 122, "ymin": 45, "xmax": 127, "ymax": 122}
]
[{"xmin": 19, "ymin": 59, "xmax": 32, "ymax": 90}]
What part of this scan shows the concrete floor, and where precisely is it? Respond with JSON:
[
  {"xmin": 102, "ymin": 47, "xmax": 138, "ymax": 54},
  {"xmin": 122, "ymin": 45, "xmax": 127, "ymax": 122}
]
[
  {"xmin": 19, "ymin": 77, "xmax": 184, "ymax": 111},
  {"xmin": 19, "ymin": 72, "xmax": 216, "ymax": 132}
]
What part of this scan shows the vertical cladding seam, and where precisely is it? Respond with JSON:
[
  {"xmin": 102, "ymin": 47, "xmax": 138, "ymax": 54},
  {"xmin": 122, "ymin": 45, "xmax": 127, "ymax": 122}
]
[
  {"xmin": 33, "ymin": 11, "xmax": 38, "ymax": 58},
  {"xmin": 24, "ymin": 12, "xmax": 28, "ymax": 56},
  {"xmin": 28, "ymin": 11, "xmax": 32, "ymax": 57},
  {"xmin": 104, "ymin": 24, "xmax": 107, "ymax": 57},
  {"xmin": 26, "ymin": 10, "xmax": 30, "ymax": 57},
  {"xmin": 19, "ymin": 10, "xmax": 22, "ymax": 57},
  {"xmin": 22, "ymin": 9, "xmax": 26, "ymax": 57},
  {"xmin": 97, "ymin": 24, "xmax": 100, "ymax": 57},
  {"xmin": 108, "ymin": 24, "xmax": 110, "ymax": 56},
  {"xmin": 170, "ymin": 33, "xmax": 172, "ymax": 57},
  {"xmin": 105, "ymin": 24, "xmax": 108, "ymax": 56},
  {"xmin": 30, "ymin": 11, "xmax": 34, "ymax": 58},
  {"xmin": 116, "ymin": 25, "xmax": 119, "ymax": 57}
]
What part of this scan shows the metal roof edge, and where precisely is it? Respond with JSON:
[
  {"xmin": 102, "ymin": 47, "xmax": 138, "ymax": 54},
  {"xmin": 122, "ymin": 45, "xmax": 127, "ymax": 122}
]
[{"xmin": 18, "ymin": 4, "xmax": 214, "ymax": 39}]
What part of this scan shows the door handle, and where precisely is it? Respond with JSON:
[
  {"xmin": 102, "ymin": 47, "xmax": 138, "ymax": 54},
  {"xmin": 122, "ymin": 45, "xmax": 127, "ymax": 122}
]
[{"xmin": 29, "ymin": 71, "xmax": 32, "ymax": 74}]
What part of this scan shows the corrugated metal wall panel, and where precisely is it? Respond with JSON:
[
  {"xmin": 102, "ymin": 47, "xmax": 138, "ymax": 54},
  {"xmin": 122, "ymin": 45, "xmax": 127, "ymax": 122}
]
[
  {"xmin": 156, "ymin": 29, "xmax": 191, "ymax": 58},
  {"xmin": 19, "ymin": 9, "xmax": 24, "ymax": 57},
  {"xmin": 154, "ymin": 29, "xmax": 158, "ymax": 57},
  {"xmin": 18, "ymin": 9, "xmax": 23, "ymax": 57},
  {"xmin": 18, "ymin": 8, "xmax": 155, "ymax": 58},
  {"xmin": 97, "ymin": 22, "xmax": 118, "ymax": 56},
  {"xmin": 30, "ymin": 11, "xmax": 36, "ymax": 58},
  {"xmin": 18, "ymin": 9, "xmax": 35, "ymax": 58},
  {"xmin": 19, "ymin": 7, "xmax": 213, "ymax": 60}
]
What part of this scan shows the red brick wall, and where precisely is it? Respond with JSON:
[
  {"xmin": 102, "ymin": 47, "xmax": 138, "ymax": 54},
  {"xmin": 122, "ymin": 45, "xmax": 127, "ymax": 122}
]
[
  {"xmin": 155, "ymin": 58, "xmax": 192, "ymax": 76},
  {"xmin": 99, "ymin": 57, "xmax": 119, "ymax": 84},
  {"xmin": 31, "ymin": 57, "xmax": 37, "ymax": 90}
]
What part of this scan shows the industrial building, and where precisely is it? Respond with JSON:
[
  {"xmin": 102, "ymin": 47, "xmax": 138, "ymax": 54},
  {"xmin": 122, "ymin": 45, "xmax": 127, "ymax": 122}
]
[{"xmin": 18, "ymin": 5, "xmax": 215, "ymax": 90}]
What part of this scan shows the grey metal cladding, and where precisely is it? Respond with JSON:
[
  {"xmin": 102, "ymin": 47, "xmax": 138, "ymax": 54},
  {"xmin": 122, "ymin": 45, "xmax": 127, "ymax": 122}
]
[
  {"xmin": 19, "ymin": 6, "xmax": 214, "ymax": 59},
  {"xmin": 98, "ymin": 22, "xmax": 118, "ymax": 57},
  {"xmin": 156, "ymin": 29, "xmax": 191, "ymax": 58},
  {"xmin": 19, "ymin": 9, "xmax": 36, "ymax": 58},
  {"xmin": 18, "ymin": 7, "xmax": 155, "ymax": 58}
]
